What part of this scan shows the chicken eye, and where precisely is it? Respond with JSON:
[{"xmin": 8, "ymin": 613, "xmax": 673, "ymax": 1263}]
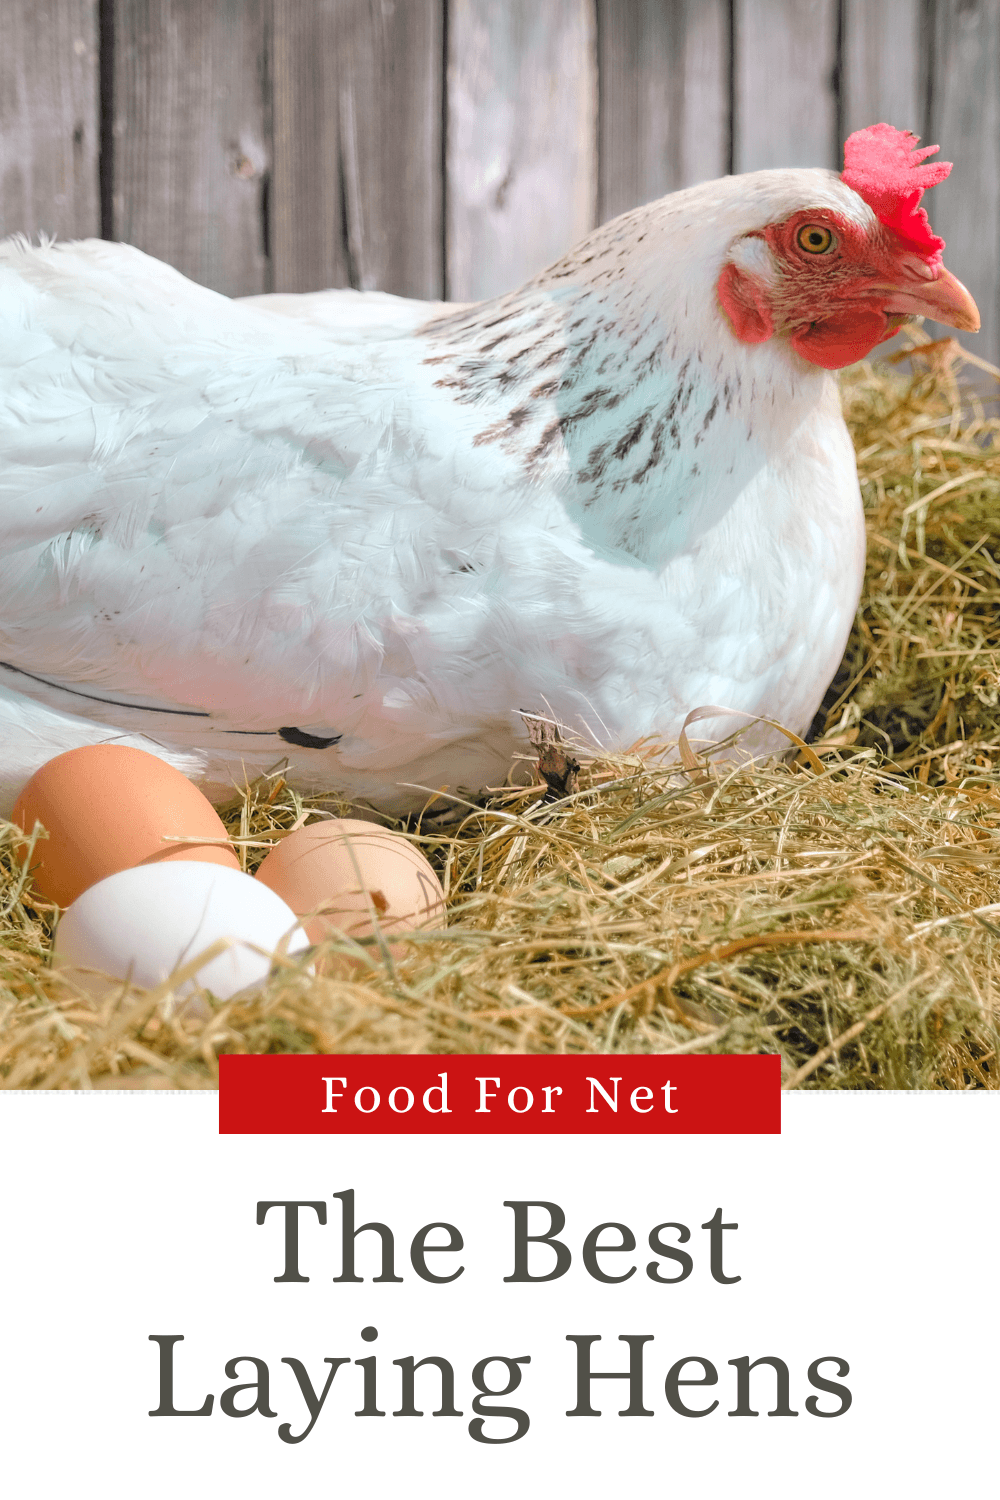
[{"xmin": 796, "ymin": 224, "xmax": 835, "ymax": 255}]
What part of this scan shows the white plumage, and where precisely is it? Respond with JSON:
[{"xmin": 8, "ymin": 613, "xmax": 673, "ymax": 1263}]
[{"xmin": 0, "ymin": 157, "xmax": 972, "ymax": 816}]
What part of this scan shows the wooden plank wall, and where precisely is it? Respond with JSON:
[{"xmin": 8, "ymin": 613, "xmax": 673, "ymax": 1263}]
[
  {"xmin": 447, "ymin": 0, "xmax": 597, "ymax": 303},
  {"xmin": 271, "ymin": 0, "xmax": 443, "ymax": 298},
  {"xmin": 930, "ymin": 0, "xmax": 1000, "ymax": 366},
  {"xmin": 1, "ymin": 0, "xmax": 998, "ymax": 362},
  {"xmin": 597, "ymin": 0, "xmax": 729, "ymax": 222},
  {"xmin": 111, "ymin": 0, "xmax": 271, "ymax": 297},
  {"xmin": 734, "ymin": 0, "xmax": 840, "ymax": 172},
  {"xmin": 0, "ymin": 1, "xmax": 100, "ymax": 243}
]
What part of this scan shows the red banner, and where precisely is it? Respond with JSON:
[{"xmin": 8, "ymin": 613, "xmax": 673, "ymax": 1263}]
[{"xmin": 218, "ymin": 1054, "xmax": 780, "ymax": 1134}]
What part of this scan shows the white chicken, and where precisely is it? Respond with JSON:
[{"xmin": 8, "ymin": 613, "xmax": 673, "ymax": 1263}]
[{"xmin": 0, "ymin": 125, "xmax": 979, "ymax": 816}]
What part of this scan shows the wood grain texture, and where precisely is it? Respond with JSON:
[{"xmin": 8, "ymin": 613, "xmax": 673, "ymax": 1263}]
[
  {"xmin": 841, "ymin": 0, "xmax": 926, "ymax": 141},
  {"xmin": 111, "ymin": 0, "xmax": 270, "ymax": 296},
  {"xmin": 271, "ymin": 0, "xmax": 443, "ymax": 298},
  {"xmin": 929, "ymin": 0, "xmax": 1000, "ymax": 367},
  {"xmin": 0, "ymin": 0, "xmax": 100, "ymax": 241},
  {"xmin": 447, "ymin": 0, "xmax": 598, "ymax": 301},
  {"xmin": 734, "ymin": 0, "xmax": 839, "ymax": 172},
  {"xmin": 597, "ymin": 0, "xmax": 729, "ymax": 224}
]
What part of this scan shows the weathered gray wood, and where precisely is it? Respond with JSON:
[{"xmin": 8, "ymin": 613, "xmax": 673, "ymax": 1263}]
[
  {"xmin": 929, "ymin": 0, "xmax": 1000, "ymax": 367},
  {"xmin": 734, "ymin": 0, "xmax": 839, "ymax": 172},
  {"xmin": 111, "ymin": 0, "xmax": 270, "ymax": 297},
  {"xmin": 597, "ymin": 0, "xmax": 729, "ymax": 224},
  {"xmin": 271, "ymin": 0, "xmax": 443, "ymax": 299},
  {"xmin": 841, "ymin": 0, "xmax": 925, "ymax": 143},
  {"xmin": 0, "ymin": 0, "xmax": 100, "ymax": 242},
  {"xmin": 447, "ymin": 0, "xmax": 597, "ymax": 302}
]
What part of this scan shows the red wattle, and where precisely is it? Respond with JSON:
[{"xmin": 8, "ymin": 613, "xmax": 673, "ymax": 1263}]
[
  {"xmin": 790, "ymin": 308, "xmax": 889, "ymax": 370},
  {"xmin": 717, "ymin": 263, "xmax": 773, "ymax": 343}
]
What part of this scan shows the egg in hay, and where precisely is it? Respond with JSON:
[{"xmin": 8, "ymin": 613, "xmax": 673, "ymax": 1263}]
[
  {"xmin": 254, "ymin": 819, "xmax": 446, "ymax": 959},
  {"xmin": 12, "ymin": 744, "xmax": 240, "ymax": 908},
  {"xmin": 52, "ymin": 861, "xmax": 309, "ymax": 1001}
]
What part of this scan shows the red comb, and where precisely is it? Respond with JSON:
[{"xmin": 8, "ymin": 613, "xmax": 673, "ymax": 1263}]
[{"xmin": 841, "ymin": 123, "xmax": 951, "ymax": 263}]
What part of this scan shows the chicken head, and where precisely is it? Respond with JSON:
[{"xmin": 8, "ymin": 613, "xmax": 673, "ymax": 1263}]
[{"xmin": 717, "ymin": 123, "xmax": 979, "ymax": 370}]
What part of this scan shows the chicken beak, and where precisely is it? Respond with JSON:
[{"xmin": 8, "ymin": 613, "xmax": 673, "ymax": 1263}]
[{"xmin": 880, "ymin": 265, "xmax": 981, "ymax": 333}]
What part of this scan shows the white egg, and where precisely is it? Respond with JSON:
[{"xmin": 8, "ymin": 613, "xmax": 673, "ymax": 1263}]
[{"xmin": 52, "ymin": 860, "xmax": 309, "ymax": 1003}]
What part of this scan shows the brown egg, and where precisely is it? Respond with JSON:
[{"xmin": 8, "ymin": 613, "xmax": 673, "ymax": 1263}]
[
  {"xmin": 253, "ymin": 819, "xmax": 446, "ymax": 960},
  {"xmin": 12, "ymin": 744, "xmax": 240, "ymax": 908}
]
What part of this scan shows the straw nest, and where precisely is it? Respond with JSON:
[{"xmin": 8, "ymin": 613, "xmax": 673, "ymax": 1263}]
[{"xmin": 2, "ymin": 334, "xmax": 999, "ymax": 1089}]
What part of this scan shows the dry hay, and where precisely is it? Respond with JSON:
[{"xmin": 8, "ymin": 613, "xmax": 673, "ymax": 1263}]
[{"xmin": 2, "ymin": 334, "xmax": 999, "ymax": 1090}]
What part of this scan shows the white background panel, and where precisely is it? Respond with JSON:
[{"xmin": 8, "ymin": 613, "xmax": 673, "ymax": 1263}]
[{"xmin": 1, "ymin": 1091, "xmax": 995, "ymax": 1497}]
